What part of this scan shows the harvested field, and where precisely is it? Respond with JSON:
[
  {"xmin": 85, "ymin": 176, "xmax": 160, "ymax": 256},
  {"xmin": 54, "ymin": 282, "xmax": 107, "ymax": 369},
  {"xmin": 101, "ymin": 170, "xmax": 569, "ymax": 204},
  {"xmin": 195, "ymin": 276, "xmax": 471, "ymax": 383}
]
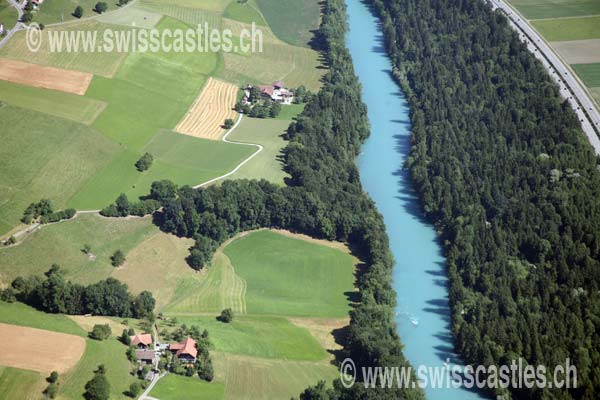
[
  {"xmin": 0, "ymin": 323, "xmax": 85, "ymax": 373},
  {"xmin": 175, "ymin": 77, "xmax": 238, "ymax": 140},
  {"xmin": 552, "ymin": 39, "xmax": 600, "ymax": 64},
  {"xmin": 0, "ymin": 59, "xmax": 92, "ymax": 95}
]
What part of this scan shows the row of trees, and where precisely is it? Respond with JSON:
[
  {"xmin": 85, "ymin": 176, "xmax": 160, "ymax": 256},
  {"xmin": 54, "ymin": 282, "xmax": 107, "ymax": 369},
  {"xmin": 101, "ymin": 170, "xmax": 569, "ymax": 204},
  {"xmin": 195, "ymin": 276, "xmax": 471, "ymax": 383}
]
[
  {"xmin": 368, "ymin": 0, "xmax": 600, "ymax": 398},
  {"xmin": 100, "ymin": 0, "xmax": 422, "ymax": 397},
  {"xmin": 21, "ymin": 199, "xmax": 75, "ymax": 224},
  {"xmin": 3, "ymin": 264, "xmax": 155, "ymax": 318}
]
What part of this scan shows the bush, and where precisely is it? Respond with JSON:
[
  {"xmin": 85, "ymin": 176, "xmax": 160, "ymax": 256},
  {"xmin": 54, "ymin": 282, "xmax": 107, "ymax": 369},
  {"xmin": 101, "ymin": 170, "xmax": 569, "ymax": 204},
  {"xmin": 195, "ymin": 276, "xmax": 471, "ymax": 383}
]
[
  {"xmin": 217, "ymin": 308, "xmax": 233, "ymax": 323},
  {"xmin": 94, "ymin": 2, "xmax": 108, "ymax": 13},
  {"xmin": 135, "ymin": 153, "xmax": 154, "ymax": 172},
  {"xmin": 120, "ymin": 329, "xmax": 131, "ymax": 345},
  {"xmin": 84, "ymin": 366, "xmax": 110, "ymax": 400},
  {"xmin": 128, "ymin": 382, "xmax": 141, "ymax": 398},
  {"xmin": 21, "ymin": 11, "xmax": 33, "ymax": 23},
  {"xmin": 47, "ymin": 371, "xmax": 59, "ymax": 383},
  {"xmin": 223, "ymin": 118, "xmax": 235, "ymax": 129},
  {"xmin": 40, "ymin": 208, "xmax": 76, "ymax": 224},
  {"xmin": 44, "ymin": 382, "xmax": 59, "ymax": 399},
  {"xmin": 111, "ymin": 250, "xmax": 125, "ymax": 267},
  {"xmin": 89, "ymin": 324, "xmax": 111, "ymax": 340},
  {"xmin": 73, "ymin": 5, "xmax": 83, "ymax": 18},
  {"xmin": 4, "ymin": 236, "xmax": 16, "ymax": 246}
]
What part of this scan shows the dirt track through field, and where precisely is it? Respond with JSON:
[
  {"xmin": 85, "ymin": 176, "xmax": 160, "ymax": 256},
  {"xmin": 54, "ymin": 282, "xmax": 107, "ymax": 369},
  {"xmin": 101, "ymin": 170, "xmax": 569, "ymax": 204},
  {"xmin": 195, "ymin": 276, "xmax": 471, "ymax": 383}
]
[
  {"xmin": 0, "ymin": 323, "xmax": 86, "ymax": 373},
  {"xmin": 175, "ymin": 77, "xmax": 238, "ymax": 140},
  {"xmin": 0, "ymin": 58, "xmax": 93, "ymax": 95}
]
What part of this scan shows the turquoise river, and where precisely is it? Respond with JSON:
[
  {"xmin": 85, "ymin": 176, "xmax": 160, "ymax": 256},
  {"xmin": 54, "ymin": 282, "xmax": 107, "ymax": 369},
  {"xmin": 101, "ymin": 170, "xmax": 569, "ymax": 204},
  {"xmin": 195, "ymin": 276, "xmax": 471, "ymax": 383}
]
[{"xmin": 346, "ymin": 0, "xmax": 485, "ymax": 398}]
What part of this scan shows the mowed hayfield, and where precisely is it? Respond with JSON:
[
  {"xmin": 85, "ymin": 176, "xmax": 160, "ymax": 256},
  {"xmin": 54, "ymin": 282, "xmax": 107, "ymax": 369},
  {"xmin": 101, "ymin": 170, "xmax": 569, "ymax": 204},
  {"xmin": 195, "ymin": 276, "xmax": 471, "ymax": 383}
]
[
  {"xmin": 34, "ymin": 0, "xmax": 118, "ymax": 25},
  {"xmin": 175, "ymin": 77, "xmax": 239, "ymax": 140},
  {"xmin": 0, "ymin": 323, "xmax": 86, "ymax": 373},
  {"xmin": 0, "ymin": 58, "xmax": 93, "ymax": 95},
  {"xmin": 510, "ymin": 0, "xmax": 600, "ymax": 19}
]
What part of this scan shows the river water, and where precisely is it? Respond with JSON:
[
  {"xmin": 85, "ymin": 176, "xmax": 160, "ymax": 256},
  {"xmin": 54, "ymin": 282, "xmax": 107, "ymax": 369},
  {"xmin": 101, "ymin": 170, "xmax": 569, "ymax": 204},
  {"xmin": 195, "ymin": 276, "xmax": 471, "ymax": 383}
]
[{"xmin": 346, "ymin": 0, "xmax": 484, "ymax": 398}]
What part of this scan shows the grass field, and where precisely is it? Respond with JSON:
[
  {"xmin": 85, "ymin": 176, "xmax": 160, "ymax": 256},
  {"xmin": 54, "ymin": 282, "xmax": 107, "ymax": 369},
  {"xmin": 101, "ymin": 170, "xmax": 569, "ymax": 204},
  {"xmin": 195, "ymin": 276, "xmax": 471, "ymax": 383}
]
[
  {"xmin": 0, "ymin": 367, "xmax": 46, "ymax": 400},
  {"xmin": 112, "ymin": 230, "xmax": 197, "ymax": 310},
  {"xmin": 223, "ymin": 0, "xmax": 266, "ymax": 26},
  {"xmin": 0, "ymin": 214, "xmax": 156, "ymax": 286},
  {"xmin": 0, "ymin": 302, "xmax": 85, "ymax": 336},
  {"xmin": 510, "ymin": 0, "xmax": 600, "ymax": 19},
  {"xmin": 59, "ymin": 337, "xmax": 137, "ymax": 400},
  {"xmin": 150, "ymin": 373, "xmax": 225, "ymax": 400},
  {"xmin": 171, "ymin": 315, "xmax": 327, "ymax": 361},
  {"xmin": 591, "ymin": 87, "xmax": 600, "ymax": 104},
  {"xmin": 0, "ymin": 80, "xmax": 106, "ymax": 125},
  {"xmin": 68, "ymin": 130, "xmax": 253, "ymax": 209},
  {"xmin": 532, "ymin": 16, "xmax": 600, "ymax": 41},
  {"xmin": 255, "ymin": 0, "xmax": 320, "ymax": 47},
  {"xmin": 573, "ymin": 63, "xmax": 600, "ymax": 87},
  {"xmin": 213, "ymin": 352, "xmax": 338, "ymax": 400},
  {"xmin": 0, "ymin": 21, "xmax": 129, "ymax": 77},
  {"xmin": 0, "ymin": 0, "xmax": 18, "ymax": 30},
  {"xmin": 139, "ymin": 0, "xmax": 222, "ymax": 29},
  {"xmin": 96, "ymin": 5, "xmax": 164, "ymax": 28},
  {"xmin": 0, "ymin": 105, "xmax": 119, "ymax": 235},
  {"xmin": 224, "ymin": 230, "xmax": 356, "ymax": 318},
  {"xmin": 35, "ymin": 0, "xmax": 117, "ymax": 25},
  {"xmin": 226, "ymin": 117, "xmax": 290, "ymax": 184},
  {"xmin": 218, "ymin": 18, "xmax": 325, "ymax": 91}
]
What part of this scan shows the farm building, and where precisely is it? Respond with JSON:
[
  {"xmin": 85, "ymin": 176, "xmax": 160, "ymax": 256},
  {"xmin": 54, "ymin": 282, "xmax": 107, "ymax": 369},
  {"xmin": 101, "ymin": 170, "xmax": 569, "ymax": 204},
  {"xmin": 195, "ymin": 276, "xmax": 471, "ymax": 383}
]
[
  {"xmin": 169, "ymin": 337, "xmax": 197, "ymax": 363},
  {"xmin": 135, "ymin": 349, "xmax": 158, "ymax": 367},
  {"xmin": 245, "ymin": 81, "xmax": 294, "ymax": 105},
  {"xmin": 130, "ymin": 333, "xmax": 153, "ymax": 349}
]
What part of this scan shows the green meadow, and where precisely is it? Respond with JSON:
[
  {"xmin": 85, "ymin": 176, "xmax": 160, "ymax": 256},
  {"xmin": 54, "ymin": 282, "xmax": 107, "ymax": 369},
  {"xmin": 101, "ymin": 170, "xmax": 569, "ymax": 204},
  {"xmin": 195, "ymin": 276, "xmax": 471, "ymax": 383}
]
[
  {"xmin": 255, "ymin": 0, "xmax": 321, "ymax": 47},
  {"xmin": 35, "ymin": 0, "xmax": 118, "ymax": 25},
  {"xmin": 573, "ymin": 63, "xmax": 600, "ymax": 87},
  {"xmin": 0, "ymin": 0, "xmax": 18, "ymax": 30},
  {"xmin": 150, "ymin": 374, "xmax": 225, "ymax": 400},
  {"xmin": 510, "ymin": 0, "xmax": 600, "ymax": 19},
  {"xmin": 223, "ymin": 0, "xmax": 266, "ymax": 26},
  {"xmin": 0, "ymin": 105, "xmax": 119, "ymax": 235},
  {"xmin": 0, "ymin": 366, "xmax": 45, "ymax": 400},
  {"xmin": 224, "ymin": 230, "xmax": 356, "ymax": 318},
  {"xmin": 0, "ymin": 214, "xmax": 156, "ymax": 286},
  {"xmin": 168, "ymin": 315, "xmax": 327, "ymax": 361},
  {"xmin": 532, "ymin": 16, "xmax": 600, "ymax": 41},
  {"xmin": 226, "ymin": 117, "xmax": 290, "ymax": 184},
  {"xmin": 0, "ymin": 302, "xmax": 85, "ymax": 336}
]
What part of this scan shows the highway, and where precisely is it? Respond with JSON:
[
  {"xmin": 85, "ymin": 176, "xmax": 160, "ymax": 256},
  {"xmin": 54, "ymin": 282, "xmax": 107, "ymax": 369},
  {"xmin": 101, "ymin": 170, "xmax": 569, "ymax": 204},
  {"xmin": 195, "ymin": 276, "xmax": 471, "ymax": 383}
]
[{"xmin": 490, "ymin": 0, "xmax": 600, "ymax": 155}]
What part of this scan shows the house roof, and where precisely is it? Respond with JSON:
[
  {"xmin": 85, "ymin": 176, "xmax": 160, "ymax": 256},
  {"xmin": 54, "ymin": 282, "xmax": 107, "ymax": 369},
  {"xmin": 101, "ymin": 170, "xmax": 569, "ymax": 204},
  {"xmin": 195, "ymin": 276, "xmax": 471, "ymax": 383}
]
[
  {"xmin": 170, "ymin": 337, "xmax": 197, "ymax": 359},
  {"xmin": 135, "ymin": 349, "xmax": 156, "ymax": 361},
  {"xmin": 130, "ymin": 333, "xmax": 153, "ymax": 347},
  {"xmin": 259, "ymin": 85, "xmax": 274, "ymax": 97}
]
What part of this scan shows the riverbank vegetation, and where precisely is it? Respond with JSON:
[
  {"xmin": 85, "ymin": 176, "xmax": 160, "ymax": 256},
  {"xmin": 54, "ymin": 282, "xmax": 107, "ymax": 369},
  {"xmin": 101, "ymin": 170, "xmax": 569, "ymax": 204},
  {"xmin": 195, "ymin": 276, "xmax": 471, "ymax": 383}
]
[{"xmin": 369, "ymin": 0, "xmax": 600, "ymax": 397}]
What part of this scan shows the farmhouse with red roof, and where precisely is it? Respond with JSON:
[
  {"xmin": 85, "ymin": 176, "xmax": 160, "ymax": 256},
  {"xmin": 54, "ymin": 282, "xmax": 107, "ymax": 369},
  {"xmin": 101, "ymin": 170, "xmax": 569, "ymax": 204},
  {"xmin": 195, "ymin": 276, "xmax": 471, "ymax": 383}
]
[
  {"xmin": 169, "ymin": 337, "xmax": 197, "ymax": 363},
  {"xmin": 130, "ymin": 333, "xmax": 153, "ymax": 349}
]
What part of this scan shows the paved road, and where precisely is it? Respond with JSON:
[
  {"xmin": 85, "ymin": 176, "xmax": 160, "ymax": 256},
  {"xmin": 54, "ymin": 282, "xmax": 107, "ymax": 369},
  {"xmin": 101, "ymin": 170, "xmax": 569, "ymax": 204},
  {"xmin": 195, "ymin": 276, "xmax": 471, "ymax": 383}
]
[
  {"xmin": 138, "ymin": 372, "xmax": 166, "ymax": 400},
  {"xmin": 0, "ymin": 0, "xmax": 24, "ymax": 49},
  {"xmin": 489, "ymin": 0, "xmax": 600, "ymax": 154}
]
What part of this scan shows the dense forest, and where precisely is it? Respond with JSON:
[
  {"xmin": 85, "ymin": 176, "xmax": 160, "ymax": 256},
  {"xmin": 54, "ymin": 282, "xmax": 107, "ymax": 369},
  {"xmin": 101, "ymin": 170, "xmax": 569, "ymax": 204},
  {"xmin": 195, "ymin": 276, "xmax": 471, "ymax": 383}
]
[
  {"xmin": 100, "ymin": 0, "xmax": 422, "ymax": 397},
  {"xmin": 368, "ymin": 0, "xmax": 600, "ymax": 398}
]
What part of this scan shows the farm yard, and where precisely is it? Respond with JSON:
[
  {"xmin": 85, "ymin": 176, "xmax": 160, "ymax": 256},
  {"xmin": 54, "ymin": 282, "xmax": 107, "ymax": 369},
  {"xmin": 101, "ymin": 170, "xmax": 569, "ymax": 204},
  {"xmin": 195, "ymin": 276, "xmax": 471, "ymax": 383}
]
[
  {"xmin": 508, "ymin": 0, "xmax": 600, "ymax": 109},
  {"xmin": 175, "ymin": 77, "xmax": 239, "ymax": 140},
  {"xmin": 0, "ymin": 0, "xmax": 337, "ymax": 398}
]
